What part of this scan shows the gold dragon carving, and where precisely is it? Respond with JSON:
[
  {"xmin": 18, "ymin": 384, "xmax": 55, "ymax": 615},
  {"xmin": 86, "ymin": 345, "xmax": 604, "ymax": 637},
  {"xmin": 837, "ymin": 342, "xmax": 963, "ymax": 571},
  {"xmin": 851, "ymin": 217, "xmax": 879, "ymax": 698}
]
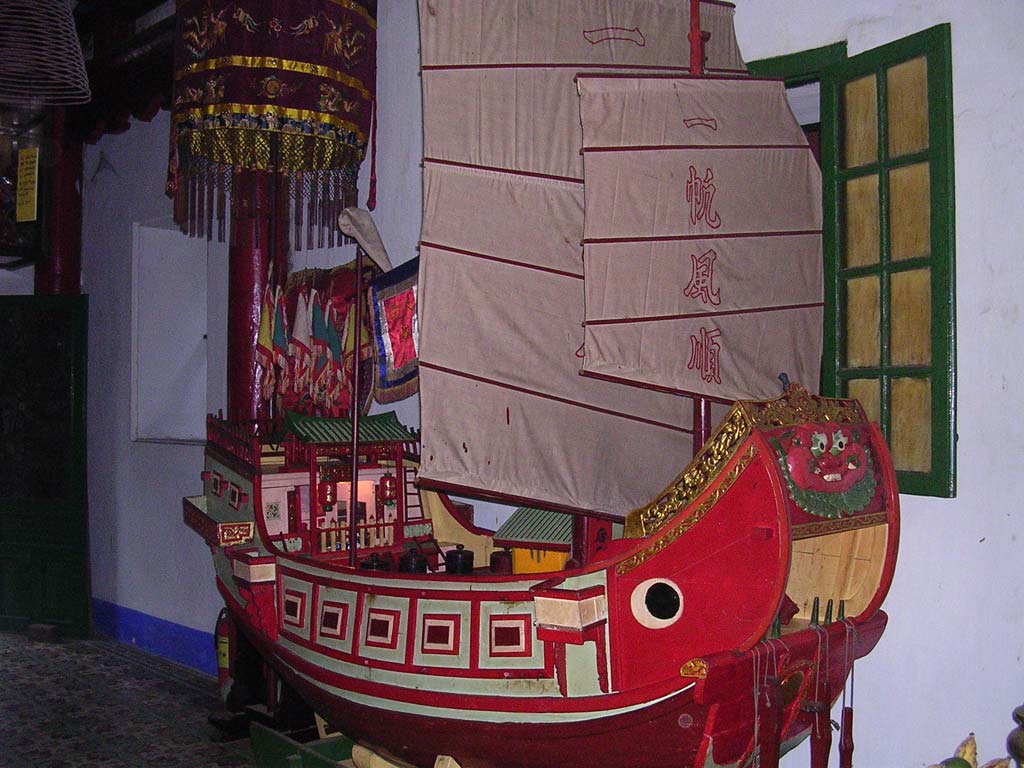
[
  {"xmin": 740, "ymin": 383, "xmax": 865, "ymax": 430},
  {"xmin": 621, "ymin": 384, "xmax": 870, "ymax": 550},
  {"xmin": 624, "ymin": 406, "xmax": 752, "ymax": 540},
  {"xmin": 617, "ymin": 444, "xmax": 758, "ymax": 575}
]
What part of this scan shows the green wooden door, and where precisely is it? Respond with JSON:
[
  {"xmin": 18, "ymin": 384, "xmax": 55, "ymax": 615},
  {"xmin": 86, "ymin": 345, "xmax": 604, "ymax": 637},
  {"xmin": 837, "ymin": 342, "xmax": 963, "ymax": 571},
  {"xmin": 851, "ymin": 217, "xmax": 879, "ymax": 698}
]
[{"xmin": 0, "ymin": 295, "xmax": 89, "ymax": 636}]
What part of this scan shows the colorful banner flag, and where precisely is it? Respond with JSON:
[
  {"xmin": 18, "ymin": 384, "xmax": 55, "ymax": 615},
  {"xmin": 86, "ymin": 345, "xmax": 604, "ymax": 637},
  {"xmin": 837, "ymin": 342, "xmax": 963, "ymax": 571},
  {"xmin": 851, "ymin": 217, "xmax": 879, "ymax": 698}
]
[
  {"xmin": 368, "ymin": 257, "xmax": 419, "ymax": 404},
  {"xmin": 256, "ymin": 281, "xmax": 276, "ymax": 403}
]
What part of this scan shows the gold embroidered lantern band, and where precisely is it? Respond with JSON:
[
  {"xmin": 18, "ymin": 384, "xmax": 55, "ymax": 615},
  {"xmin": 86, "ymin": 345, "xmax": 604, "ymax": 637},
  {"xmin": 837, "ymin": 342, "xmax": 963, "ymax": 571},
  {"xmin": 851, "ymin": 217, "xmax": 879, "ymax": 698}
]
[{"xmin": 168, "ymin": 0, "xmax": 377, "ymax": 246}]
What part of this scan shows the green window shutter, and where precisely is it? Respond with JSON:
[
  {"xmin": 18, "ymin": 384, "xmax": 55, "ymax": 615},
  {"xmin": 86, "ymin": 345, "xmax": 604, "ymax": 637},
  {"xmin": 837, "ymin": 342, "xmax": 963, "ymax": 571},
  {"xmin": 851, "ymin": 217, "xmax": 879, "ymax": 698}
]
[
  {"xmin": 750, "ymin": 26, "xmax": 957, "ymax": 498},
  {"xmin": 820, "ymin": 24, "xmax": 956, "ymax": 497}
]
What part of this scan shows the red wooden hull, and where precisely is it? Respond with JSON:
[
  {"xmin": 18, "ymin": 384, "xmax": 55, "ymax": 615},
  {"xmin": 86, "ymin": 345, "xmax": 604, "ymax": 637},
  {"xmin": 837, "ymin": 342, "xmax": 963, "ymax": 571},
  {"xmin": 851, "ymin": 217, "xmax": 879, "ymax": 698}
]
[
  {"xmin": 191, "ymin": 388, "xmax": 900, "ymax": 768},
  {"xmin": 222, "ymin": 580, "xmax": 886, "ymax": 768}
]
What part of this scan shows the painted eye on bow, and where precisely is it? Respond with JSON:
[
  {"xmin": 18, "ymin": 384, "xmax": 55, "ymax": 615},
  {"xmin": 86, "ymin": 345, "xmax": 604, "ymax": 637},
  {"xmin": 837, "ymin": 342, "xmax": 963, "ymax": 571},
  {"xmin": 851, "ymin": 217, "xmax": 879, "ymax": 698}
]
[
  {"xmin": 630, "ymin": 578, "xmax": 683, "ymax": 629},
  {"xmin": 831, "ymin": 430, "xmax": 849, "ymax": 454},
  {"xmin": 810, "ymin": 432, "xmax": 827, "ymax": 458}
]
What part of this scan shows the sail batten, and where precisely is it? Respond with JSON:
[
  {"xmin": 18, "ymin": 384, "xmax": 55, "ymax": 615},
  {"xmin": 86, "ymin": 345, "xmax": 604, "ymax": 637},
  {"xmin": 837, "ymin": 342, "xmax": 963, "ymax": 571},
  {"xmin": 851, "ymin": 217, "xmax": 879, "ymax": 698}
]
[
  {"xmin": 420, "ymin": 241, "xmax": 585, "ymax": 281},
  {"xmin": 420, "ymin": 362, "xmax": 693, "ymax": 435},
  {"xmin": 586, "ymin": 301, "xmax": 826, "ymax": 326},
  {"xmin": 583, "ymin": 143, "xmax": 813, "ymax": 152},
  {"xmin": 423, "ymin": 157, "xmax": 585, "ymax": 185},
  {"xmin": 583, "ymin": 229, "xmax": 822, "ymax": 244}
]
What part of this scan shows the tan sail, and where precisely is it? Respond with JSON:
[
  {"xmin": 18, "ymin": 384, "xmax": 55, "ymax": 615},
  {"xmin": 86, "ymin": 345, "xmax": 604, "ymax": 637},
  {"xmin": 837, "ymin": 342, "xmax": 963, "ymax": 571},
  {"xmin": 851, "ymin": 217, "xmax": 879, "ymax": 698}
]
[
  {"xmin": 578, "ymin": 75, "xmax": 823, "ymax": 402},
  {"xmin": 417, "ymin": 0, "xmax": 747, "ymax": 516}
]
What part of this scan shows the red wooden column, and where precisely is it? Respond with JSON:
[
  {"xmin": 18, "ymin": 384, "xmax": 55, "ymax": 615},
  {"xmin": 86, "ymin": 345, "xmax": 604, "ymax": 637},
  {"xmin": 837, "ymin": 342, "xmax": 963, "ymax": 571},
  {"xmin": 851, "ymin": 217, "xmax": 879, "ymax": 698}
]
[
  {"xmin": 226, "ymin": 168, "xmax": 290, "ymax": 424},
  {"xmin": 226, "ymin": 170, "xmax": 270, "ymax": 424},
  {"xmin": 571, "ymin": 515, "xmax": 613, "ymax": 567},
  {"xmin": 35, "ymin": 108, "xmax": 82, "ymax": 296}
]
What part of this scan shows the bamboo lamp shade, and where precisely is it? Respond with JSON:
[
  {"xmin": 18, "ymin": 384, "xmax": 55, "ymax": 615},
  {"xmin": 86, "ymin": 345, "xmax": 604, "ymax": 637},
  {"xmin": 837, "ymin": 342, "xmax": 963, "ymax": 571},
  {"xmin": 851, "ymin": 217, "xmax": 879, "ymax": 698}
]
[{"xmin": 0, "ymin": 0, "xmax": 91, "ymax": 107}]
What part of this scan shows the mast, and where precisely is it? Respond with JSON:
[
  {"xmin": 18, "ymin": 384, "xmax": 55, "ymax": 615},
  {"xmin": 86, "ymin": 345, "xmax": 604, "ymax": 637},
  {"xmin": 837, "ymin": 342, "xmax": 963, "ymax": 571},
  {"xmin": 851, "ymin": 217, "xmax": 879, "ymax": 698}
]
[
  {"xmin": 347, "ymin": 244, "xmax": 365, "ymax": 566},
  {"xmin": 335, "ymin": 207, "xmax": 393, "ymax": 565},
  {"xmin": 688, "ymin": 0, "xmax": 705, "ymax": 77},
  {"xmin": 689, "ymin": 0, "xmax": 708, "ymax": 453}
]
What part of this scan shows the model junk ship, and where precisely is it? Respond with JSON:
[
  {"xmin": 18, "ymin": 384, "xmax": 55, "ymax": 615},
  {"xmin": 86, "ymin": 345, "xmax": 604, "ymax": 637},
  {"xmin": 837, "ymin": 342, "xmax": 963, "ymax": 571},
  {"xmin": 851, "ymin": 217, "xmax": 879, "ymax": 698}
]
[{"xmin": 184, "ymin": 1, "xmax": 899, "ymax": 766}]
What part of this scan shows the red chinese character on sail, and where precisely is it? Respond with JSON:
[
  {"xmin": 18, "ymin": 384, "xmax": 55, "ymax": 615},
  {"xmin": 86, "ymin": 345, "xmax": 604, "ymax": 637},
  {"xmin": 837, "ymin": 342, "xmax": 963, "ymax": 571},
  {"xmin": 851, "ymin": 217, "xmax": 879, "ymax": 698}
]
[
  {"xmin": 688, "ymin": 327, "xmax": 722, "ymax": 385},
  {"xmin": 683, "ymin": 248, "xmax": 721, "ymax": 306},
  {"xmin": 685, "ymin": 165, "xmax": 722, "ymax": 229}
]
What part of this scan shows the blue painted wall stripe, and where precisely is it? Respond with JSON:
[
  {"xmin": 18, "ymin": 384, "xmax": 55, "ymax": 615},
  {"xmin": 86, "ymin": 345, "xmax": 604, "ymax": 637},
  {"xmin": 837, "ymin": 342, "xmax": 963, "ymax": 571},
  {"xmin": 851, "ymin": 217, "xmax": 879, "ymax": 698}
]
[{"xmin": 92, "ymin": 598, "xmax": 217, "ymax": 676}]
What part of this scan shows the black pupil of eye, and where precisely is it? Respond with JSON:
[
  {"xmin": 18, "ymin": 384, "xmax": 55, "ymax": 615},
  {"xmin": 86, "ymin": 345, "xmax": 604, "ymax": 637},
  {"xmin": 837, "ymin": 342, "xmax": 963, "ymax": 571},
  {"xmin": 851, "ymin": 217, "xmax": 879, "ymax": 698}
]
[{"xmin": 645, "ymin": 583, "xmax": 680, "ymax": 620}]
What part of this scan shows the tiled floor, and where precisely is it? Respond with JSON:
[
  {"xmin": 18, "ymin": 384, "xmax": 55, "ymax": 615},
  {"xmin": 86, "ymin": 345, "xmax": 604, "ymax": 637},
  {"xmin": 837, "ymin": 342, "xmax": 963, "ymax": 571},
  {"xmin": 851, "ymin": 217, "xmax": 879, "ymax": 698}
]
[{"xmin": 0, "ymin": 631, "xmax": 255, "ymax": 768}]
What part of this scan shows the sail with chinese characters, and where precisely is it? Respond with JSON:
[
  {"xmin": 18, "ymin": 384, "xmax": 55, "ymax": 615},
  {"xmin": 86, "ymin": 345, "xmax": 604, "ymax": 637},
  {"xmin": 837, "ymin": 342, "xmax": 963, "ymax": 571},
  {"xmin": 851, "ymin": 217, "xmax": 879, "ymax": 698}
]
[
  {"xmin": 577, "ymin": 75, "xmax": 823, "ymax": 402},
  {"xmin": 416, "ymin": 0, "xmax": 747, "ymax": 517}
]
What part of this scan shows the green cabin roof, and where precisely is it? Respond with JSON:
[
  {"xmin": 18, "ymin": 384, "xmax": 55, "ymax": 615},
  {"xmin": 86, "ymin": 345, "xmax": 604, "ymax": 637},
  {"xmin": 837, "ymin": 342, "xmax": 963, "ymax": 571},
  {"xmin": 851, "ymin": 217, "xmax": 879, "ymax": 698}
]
[
  {"xmin": 493, "ymin": 506, "xmax": 572, "ymax": 548},
  {"xmin": 284, "ymin": 411, "xmax": 418, "ymax": 445}
]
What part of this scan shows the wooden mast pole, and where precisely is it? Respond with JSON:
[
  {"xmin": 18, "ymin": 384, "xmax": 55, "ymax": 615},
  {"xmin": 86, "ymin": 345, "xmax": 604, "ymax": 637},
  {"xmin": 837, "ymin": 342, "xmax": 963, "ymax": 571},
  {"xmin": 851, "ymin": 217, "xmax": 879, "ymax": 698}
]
[
  {"xmin": 689, "ymin": 0, "xmax": 711, "ymax": 456},
  {"xmin": 688, "ymin": 0, "xmax": 705, "ymax": 77},
  {"xmin": 348, "ymin": 245, "xmax": 365, "ymax": 566},
  {"xmin": 692, "ymin": 398, "xmax": 712, "ymax": 453}
]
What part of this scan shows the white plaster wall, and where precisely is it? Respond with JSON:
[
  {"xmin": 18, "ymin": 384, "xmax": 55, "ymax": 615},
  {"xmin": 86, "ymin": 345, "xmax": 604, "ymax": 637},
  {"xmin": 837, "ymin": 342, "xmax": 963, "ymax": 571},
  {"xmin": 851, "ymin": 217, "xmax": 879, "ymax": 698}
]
[
  {"xmin": 733, "ymin": 1, "xmax": 1024, "ymax": 765},
  {"xmin": 0, "ymin": 267, "xmax": 33, "ymax": 294},
  {"xmin": 79, "ymin": 2, "xmax": 428, "ymax": 635},
  {"xmin": 360, "ymin": 0, "xmax": 424, "ymax": 433},
  {"xmin": 81, "ymin": 111, "xmax": 223, "ymax": 632}
]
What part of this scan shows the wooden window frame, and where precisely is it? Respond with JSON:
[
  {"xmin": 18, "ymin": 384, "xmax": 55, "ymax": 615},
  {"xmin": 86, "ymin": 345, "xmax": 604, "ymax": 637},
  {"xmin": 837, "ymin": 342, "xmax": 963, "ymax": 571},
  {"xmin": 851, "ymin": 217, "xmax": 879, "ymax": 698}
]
[
  {"xmin": 750, "ymin": 26, "xmax": 956, "ymax": 497},
  {"xmin": 282, "ymin": 589, "xmax": 306, "ymax": 628},
  {"xmin": 488, "ymin": 615, "xmax": 532, "ymax": 658},
  {"xmin": 421, "ymin": 613, "xmax": 461, "ymax": 656},
  {"xmin": 318, "ymin": 600, "xmax": 349, "ymax": 640},
  {"xmin": 364, "ymin": 608, "xmax": 402, "ymax": 650}
]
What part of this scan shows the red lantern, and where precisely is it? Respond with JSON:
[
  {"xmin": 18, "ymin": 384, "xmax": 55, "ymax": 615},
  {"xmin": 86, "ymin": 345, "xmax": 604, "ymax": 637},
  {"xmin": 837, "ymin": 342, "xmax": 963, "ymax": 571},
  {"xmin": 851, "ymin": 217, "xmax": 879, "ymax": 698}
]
[
  {"xmin": 318, "ymin": 480, "xmax": 336, "ymax": 509},
  {"xmin": 377, "ymin": 472, "xmax": 398, "ymax": 504}
]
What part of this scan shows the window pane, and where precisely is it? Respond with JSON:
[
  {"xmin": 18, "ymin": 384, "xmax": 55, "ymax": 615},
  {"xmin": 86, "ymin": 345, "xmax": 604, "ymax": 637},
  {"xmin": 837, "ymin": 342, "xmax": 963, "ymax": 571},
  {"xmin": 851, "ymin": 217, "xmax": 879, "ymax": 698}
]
[
  {"xmin": 844, "ymin": 174, "xmax": 880, "ymax": 267},
  {"xmin": 845, "ymin": 276, "xmax": 880, "ymax": 367},
  {"xmin": 426, "ymin": 623, "xmax": 451, "ymax": 645},
  {"xmin": 887, "ymin": 56, "xmax": 929, "ymax": 158},
  {"xmin": 847, "ymin": 378, "xmax": 881, "ymax": 424},
  {"xmin": 891, "ymin": 377, "xmax": 932, "ymax": 472},
  {"xmin": 843, "ymin": 75, "xmax": 878, "ymax": 168},
  {"xmin": 889, "ymin": 162, "xmax": 931, "ymax": 261},
  {"xmin": 493, "ymin": 626, "xmax": 521, "ymax": 648},
  {"xmin": 891, "ymin": 268, "xmax": 932, "ymax": 366}
]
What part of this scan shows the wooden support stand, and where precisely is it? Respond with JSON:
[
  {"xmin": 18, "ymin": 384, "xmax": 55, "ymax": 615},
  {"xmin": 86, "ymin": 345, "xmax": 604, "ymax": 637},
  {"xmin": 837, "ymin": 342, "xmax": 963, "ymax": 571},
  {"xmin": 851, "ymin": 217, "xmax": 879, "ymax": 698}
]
[
  {"xmin": 758, "ymin": 676, "xmax": 782, "ymax": 768},
  {"xmin": 838, "ymin": 706, "xmax": 855, "ymax": 768}
]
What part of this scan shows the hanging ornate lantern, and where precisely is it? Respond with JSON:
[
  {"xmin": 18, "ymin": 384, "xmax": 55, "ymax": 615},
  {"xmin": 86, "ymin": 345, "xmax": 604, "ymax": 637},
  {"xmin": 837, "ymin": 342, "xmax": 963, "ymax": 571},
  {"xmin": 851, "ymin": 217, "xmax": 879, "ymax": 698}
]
[
  {"xmin": 168, "ymin": 0, "xmax": 377, "ymax": 243},
  {"xmin": 376, "ymin": 471, "xmax": 398, "ymax": 505},
  {"xmin": 318, "ymin": 479, "xmax": 337, "ymax": 509}
]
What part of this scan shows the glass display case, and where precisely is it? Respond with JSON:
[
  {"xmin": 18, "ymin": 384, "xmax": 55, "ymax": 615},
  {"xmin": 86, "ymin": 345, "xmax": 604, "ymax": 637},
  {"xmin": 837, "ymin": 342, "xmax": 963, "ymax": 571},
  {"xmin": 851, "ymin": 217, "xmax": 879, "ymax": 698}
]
[{"xmin": 0, "ymin": 106, "xmax": 47, "ymax": 269}]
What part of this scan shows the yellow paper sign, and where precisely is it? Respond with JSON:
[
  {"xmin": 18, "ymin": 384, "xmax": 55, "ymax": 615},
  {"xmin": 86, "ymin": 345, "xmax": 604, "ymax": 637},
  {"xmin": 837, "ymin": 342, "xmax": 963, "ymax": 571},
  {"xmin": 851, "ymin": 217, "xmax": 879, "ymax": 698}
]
[{"xmin": 16, "ymin": 147, "xmax": 39, "ymax": 223}]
